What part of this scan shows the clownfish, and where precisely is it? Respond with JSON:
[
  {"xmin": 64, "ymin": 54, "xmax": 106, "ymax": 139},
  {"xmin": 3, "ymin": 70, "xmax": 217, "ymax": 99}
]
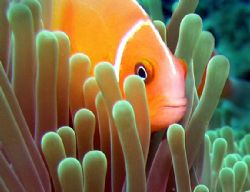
[{"xmin": 51, "ymin": 0, "xmax": 187, "ymax": 132}]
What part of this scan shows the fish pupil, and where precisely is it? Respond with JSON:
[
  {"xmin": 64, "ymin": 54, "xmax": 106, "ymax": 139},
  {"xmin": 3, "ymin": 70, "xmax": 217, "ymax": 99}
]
[{"xmin": 137, "ymin": 66, "xmax": 147, "ymax": 80}]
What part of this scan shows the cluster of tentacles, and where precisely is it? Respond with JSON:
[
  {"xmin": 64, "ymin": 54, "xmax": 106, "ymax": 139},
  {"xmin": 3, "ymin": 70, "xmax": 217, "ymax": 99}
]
[{"xmin": 1, "ymin": 0, "xmax": 250, "ymax": 192}]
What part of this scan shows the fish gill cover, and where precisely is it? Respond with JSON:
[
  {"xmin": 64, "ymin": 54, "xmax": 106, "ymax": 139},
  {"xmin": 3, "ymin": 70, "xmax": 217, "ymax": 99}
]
[{"xmin": 0, "ymin": 0, "xmax": 249, "ymax": 192}]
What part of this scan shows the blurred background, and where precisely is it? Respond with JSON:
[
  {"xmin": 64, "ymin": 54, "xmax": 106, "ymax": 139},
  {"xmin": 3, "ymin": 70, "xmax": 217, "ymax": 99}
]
[{"xmin": 140, "ymin": 0, "xmax": 250, "ymax": 130}]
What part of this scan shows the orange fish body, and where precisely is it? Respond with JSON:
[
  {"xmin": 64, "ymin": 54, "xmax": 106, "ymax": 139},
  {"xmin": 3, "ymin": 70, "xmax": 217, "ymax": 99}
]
[{"xmin": 52, "ymin": 0, "xmax": 187, "ymax": 132}]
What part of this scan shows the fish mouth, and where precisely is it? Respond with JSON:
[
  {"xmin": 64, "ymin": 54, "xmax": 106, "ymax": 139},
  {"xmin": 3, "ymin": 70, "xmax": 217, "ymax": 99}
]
[
  {"xmin": 161, "ymin": 103, "xmax": 187, "ymax": 111},
  {"xmin": 150, "ymin": 97, "xmax": 187, "ymax": 112},
  {"xmin": 157, "ymin": 99, "xmax": 187, "ymax": 113},
  {"xmin": 150, "ymin": 97, "xmax": 187, "ymax": 132},
  {"xmin": 160, "ymin": 102, "xmax": 187, "ymax": 115},
  {"xmin": 163, "ymin": 97, "xmax": 187, "ymax": 108}
]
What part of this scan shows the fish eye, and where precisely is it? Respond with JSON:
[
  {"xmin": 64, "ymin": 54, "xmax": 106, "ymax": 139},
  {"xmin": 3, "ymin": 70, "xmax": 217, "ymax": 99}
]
[
  {"xmin": 134, "ymin": 59, "xmax": 154, "ymax": 84},
  {"xmin": 136, "ymin": 65, "xmax": 147, "ymax": 80}
]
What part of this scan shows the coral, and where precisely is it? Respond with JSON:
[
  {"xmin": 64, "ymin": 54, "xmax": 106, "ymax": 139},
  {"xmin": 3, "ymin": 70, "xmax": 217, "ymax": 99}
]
[
  {"xmin": 137, "ymin": 0, "xmax": 165, "ymax": 21},
  {"xmin": 0, "ymin": 0, "xmax": 248, "ymax": 192},
  {"xmin": 204, "ymin": 127, "xmax": 250, "ymax": 191},
  {"xmin": 196, "ymin": 0, "xmax": 250, "ymax": 78}
]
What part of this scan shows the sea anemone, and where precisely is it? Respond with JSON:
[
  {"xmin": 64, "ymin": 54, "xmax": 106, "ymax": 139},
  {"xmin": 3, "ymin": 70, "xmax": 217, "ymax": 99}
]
[{"xmin": 0, "ymin": 0, "xmax": 249, "ymax": 192}]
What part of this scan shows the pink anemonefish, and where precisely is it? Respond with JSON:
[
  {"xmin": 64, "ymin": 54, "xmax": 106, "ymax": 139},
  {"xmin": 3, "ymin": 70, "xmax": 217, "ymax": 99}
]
[{"xmin": 51, "ymin": 0, "xmax": 187, "ymax": 132}]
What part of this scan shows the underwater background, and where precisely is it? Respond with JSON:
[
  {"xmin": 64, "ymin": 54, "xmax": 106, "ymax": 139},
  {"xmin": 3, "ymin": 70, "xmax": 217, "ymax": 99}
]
[
  {"xmin": 161, "ymin": 0, "xmax": 250, "ymax": 131},
  {"xmin": 141, "ymin": 0, "xmax": 250, "ymax": 77},
  {"xmin": 195, "ymin": 0, "xmax": 250, "ymax": 131},
  {"xmin": 0, "ymin": 0, "xmax": 250, "ymax": 192}
]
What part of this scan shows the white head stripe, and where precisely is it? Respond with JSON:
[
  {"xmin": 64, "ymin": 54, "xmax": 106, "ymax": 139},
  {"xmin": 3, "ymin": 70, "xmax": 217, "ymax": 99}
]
[
  {"xmin": 114, "ymin": 19, "xmax": 146, "ymax": 81},
  {"xmin": 146, "ymin": 21, "xmax": 177, "ymax": 75},
  {"xmin": 114, "ymin": 19, "xmax": 177, "ymax": 81}
]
